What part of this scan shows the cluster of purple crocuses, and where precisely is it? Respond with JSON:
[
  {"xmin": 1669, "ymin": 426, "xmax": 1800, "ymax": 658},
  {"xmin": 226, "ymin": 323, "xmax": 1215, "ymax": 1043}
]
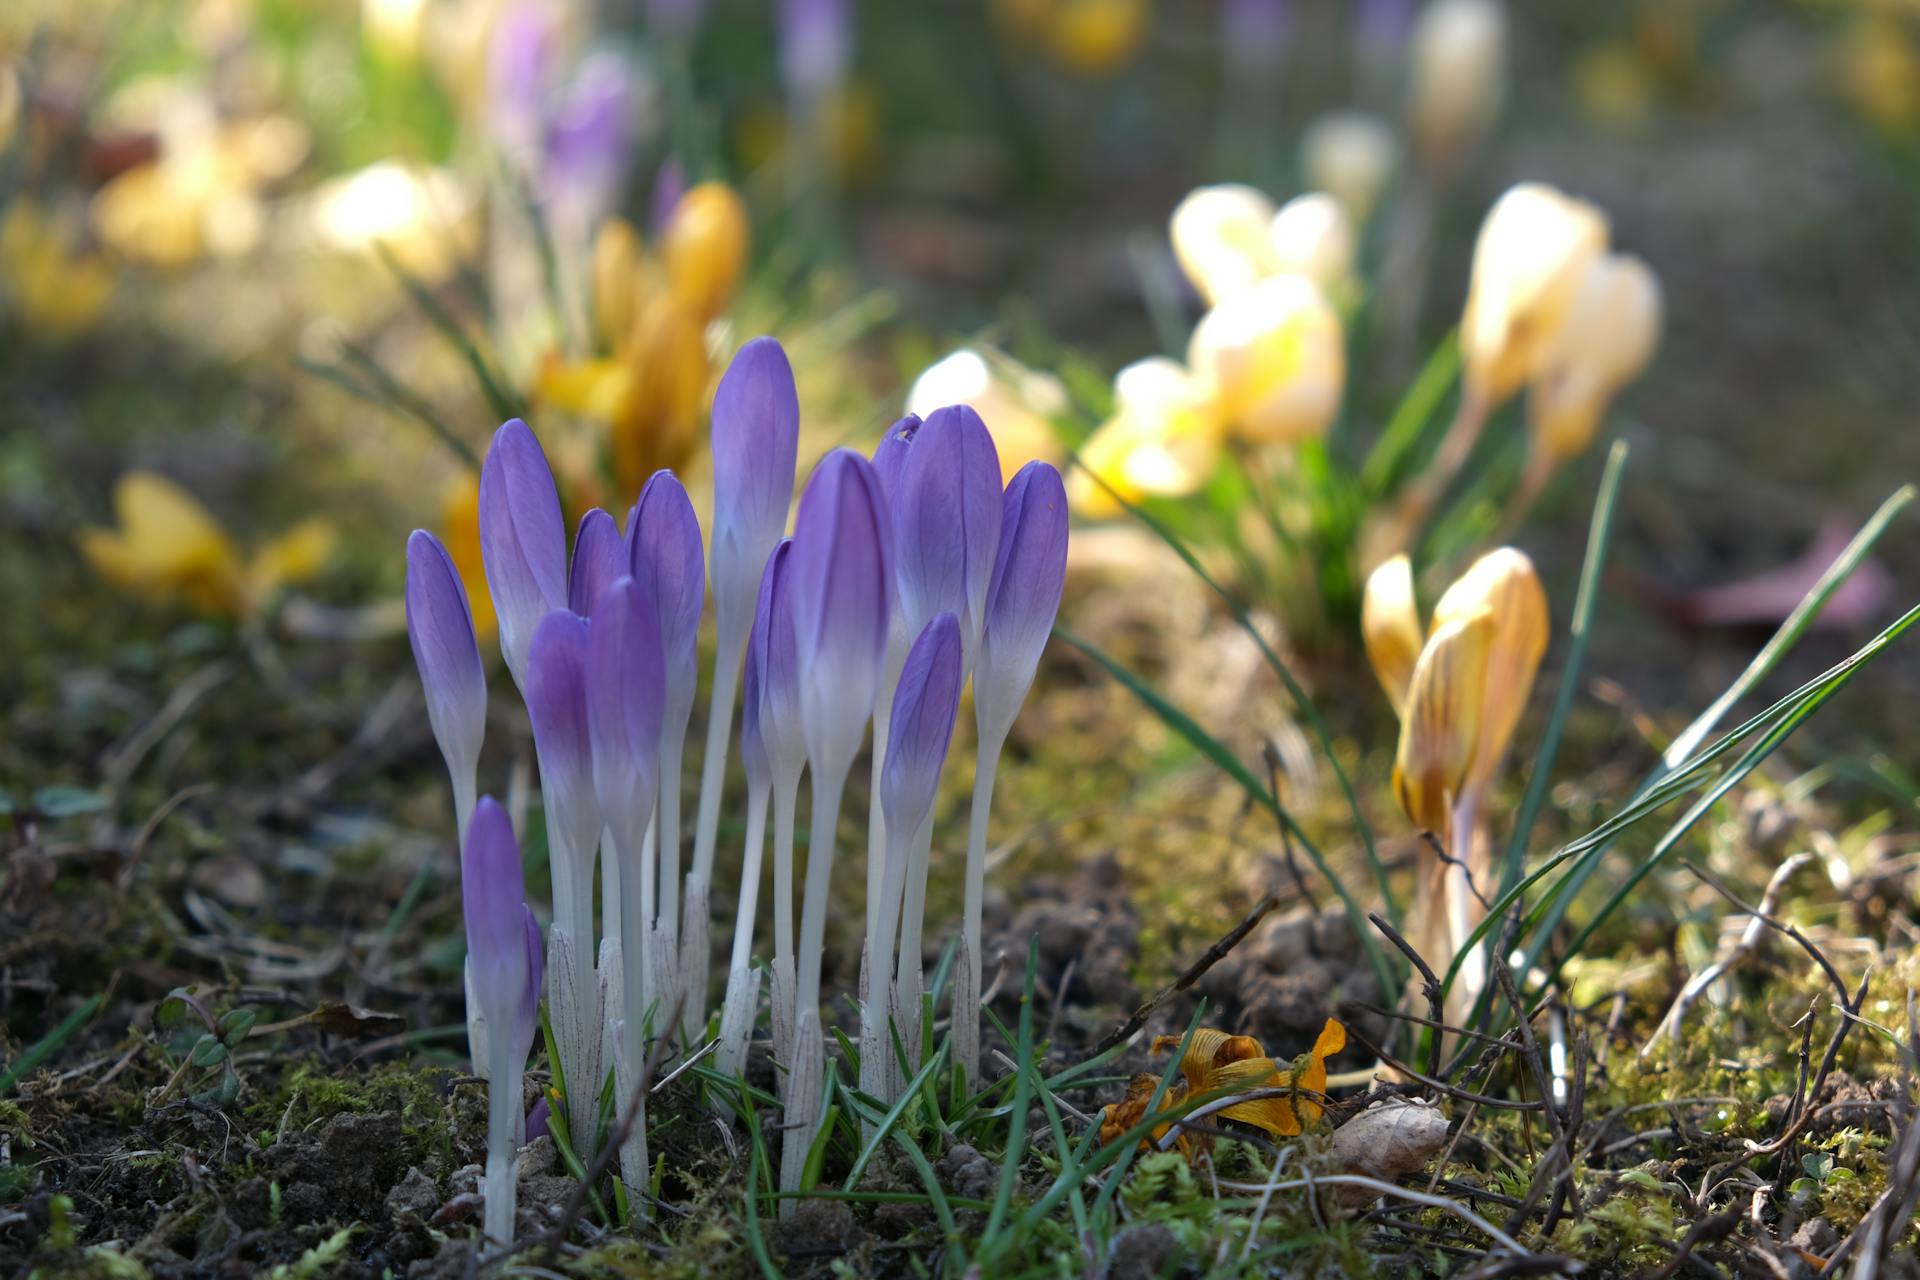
[{"xmin": 403, "ymin": 336, "xmax": 1067, "ymax": 1241}]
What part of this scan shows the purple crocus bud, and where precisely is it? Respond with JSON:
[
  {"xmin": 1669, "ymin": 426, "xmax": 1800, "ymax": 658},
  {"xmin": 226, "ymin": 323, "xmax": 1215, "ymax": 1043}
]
[
  {"xmin": 710, "ymin": 338, "xmax": 800, "ymax": 633},
  {"xmin": 629, "ymin": 470, "xmax": 707, "ymax": 737},
  {"xmin": 463, "ymin": 796, "xmax": 534, "ymax": 1040},
  {"xmin": 524, "ymin": 1093, "xmax": 552, "ymax": 1144},
  {"xmin": 649, "ymin": 156, "xmax": 688, "ymax": 239},
  {"xmin": 487, "ymin": 3, "xmax": 557, "ymax": 165},
  {"xmin": 587, "ymin": 577, "xmax": 666, "ymax": 845},
  {"xmin": 516, "ymin": 904, "xmax": 545, "ymax": 1059},
  {"xmin": 645, "ymin": 0, "xmax": 708, "ymax": 37},
  {"xmin": 478, "ymin": 420, "xmax": 569, "ymax": 692},
  {"xmin": 869, "ymin": 414, "xmax": 921, "ymax": 506},
  {"xmin": 779, "ymin": 0, "xmax": 852, "ymax": 105},
  {"xmin": 788, "ymin": 449, "xmax": 890, "ymax": 777},
  {"xmin": 975, "ymin": 461, "xmax": 1069, "ymax": 742},
  {"xmin": 880, "ymin": 613, "xmax": 962, "ymax": 841},
  {"xmin": 524, "ymin": 609, "xmax": 601, "ymax": 861},
  {"xmin": 404, "ymin": 531, "xmax": 486, "ymax": 807},
  {"xmin": 893, "ymin": 405, "xmax": 1003, "ymax": 667},
  {"xmin": 740, "ymin": 612, "xmax": 772, "ymax": 796},
  {"xmin": 567, "ymin": 509, "xmax": 625, "ymax": 618},
  {"xmin": 1224, "ymin": 0, "xmax": 1292, "ymax": 76},
  {"xmin": 543, "ymin": 52, "xmax": 634, "ymax": 228},
  {"xmin": 750, "ymin": 539, "xmax": 806, "ymax": 784}
]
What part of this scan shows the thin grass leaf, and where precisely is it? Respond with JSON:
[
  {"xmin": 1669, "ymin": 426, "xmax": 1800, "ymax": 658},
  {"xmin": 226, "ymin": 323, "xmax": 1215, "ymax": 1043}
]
[
  {"xmin": 0, "ymin": 993, "xmax": 102, "ymax": 1096},
  {"xmin": 1359, "ymin": 329, "xmax": 1460, "ymax": 497},
  {"xmin": 374, "ymin": 242, "xmax": 522, "ymax": 423},
  {"xmin": 739, "ymin": 1083, "xmax": 785, "ymax": 1280},
  {"xmin": 843, "ymin": 1040, "xmax": 950, "ymax": 1190},
  {"xmin": 984, "ymin": 939, "xmax": 1040, "ymax": 1239},
  {"xmin": 1056, "ymin": 625, "xmax": 1399, "ymax": 1002}
]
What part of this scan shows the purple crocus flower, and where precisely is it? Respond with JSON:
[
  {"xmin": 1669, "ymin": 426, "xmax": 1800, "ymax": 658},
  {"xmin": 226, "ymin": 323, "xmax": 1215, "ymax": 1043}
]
[
  {"xmin": 869, "ymin": 414, "xmax": 921, "ymax": 505},
  {"xmin": 524, "ymin": 1093, "xmax": 552, "ymax": 1144},
  {"xmin": 478, "ymin": 420, "xmax": 568, "ymax": 692},
  {"xmin": 645, "ymin": 0, "xmax": 708, "ymax": 37},
  {"xmin": 543, "ymin": 51, "xmax": 634, "ymax": 229},
  {"xmin": 486, "ymin": 3, "xmax": 557, "ymax": 165},
  {"xmin": 779, "ymin": 0, "xmax": 852, "ymax": 106},
  {"xmin": 567, "ymin": 508, "xmax": 626, "ymax": 618},
  {"xmin": 787, "ymin": 449, "xmax": 890, "ymax": 777},
  {"xmin": 649, "ymin": 156, "xmax": 689, "ymax": 238},
  {"xmin": 629, "ymin": 470, "xmax": 707, "ymax": 739},
  {"xmin": 587, "ymin": 577, "xmax": 666, "ymax": 851},
  {"xmin": 404, "ymin": 530, "xmax": 487, "ymax": 840},
  {"xmin": 524, "ymin": 609, "xmax": 601, "ymax": 878},
  {"xmin": 975, "ymin": 461, "xmax": 1070, "ymax": 741},
  {"xmin": 709, "ymin": 338, "xmax": 800, "ymax": 635},
  {"xmin": 750, "ymin": 540, "xmax": 805, "ymax": 785},
  {"xmin": 463, "ymin": 795, "xmax": 538, "ymax": 1053},
  {"xmin": 880, "ymin": 613, "xmax": 963, "ymax": 841},
  {"xmin": 892, "ymin": 404, "xmax": 1003, "ymax": 669},
  {"xmin": 1223, "ymin": 0, "xmax": 1292, "ymax": 75}
]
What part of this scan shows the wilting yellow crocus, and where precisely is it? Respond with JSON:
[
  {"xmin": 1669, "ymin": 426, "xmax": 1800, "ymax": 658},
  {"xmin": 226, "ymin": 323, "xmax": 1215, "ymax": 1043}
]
[
  {"xmin": 590, "ymin": 217, "xmax": 649, "ymax": 355},
  {"xmin": 1098, "ymin": 1020, "xmax": 1346, "ymax": 1158},
  {"xmin": 1407, "ymin": 0, "xmax": 1508, "ymax": 173},
  {"xmin": 1170, "ymin": 184, "xmax": 1281, "ymax": 308},
  {"xmin": 1459, "ymin": 183, "xmax": 1609, "ymax": 410},
  {"xmin": 0, "ymin": 201, "xmax": 114, "ymax": 339},
  {"xmin": 1526, "ymin": 252, "xmax": 1662, "ymax": 473},
  {"xmin": 1188, "ymin": 275, "xmax": 1345, "ymax": 445},
  {"xmin": 79, "ymin": 472, "xmax": 336, "ymax": 619},
  {"xmin": 661, "ymin": 182, "xmax": 750, "ymax": 325},
  {"xmin": 1300, "ymin": 110, "xmax": 1399, "ymax": 227},
  {"xmin": 612, "ymin": 297, "xmax": 710, "ymax": 498},
  {"xmin": 1366, "ymin": 548, "xmax": 1547, "ymax": 1005},
  {"xmin": 440, "ymin": 472, "xmax": 497, "ymax": 641},
  {"xmin": 906, "ymin": 348, "xmax": 1067, "ymax": 481},
  {"xmin": 1268, "ymin": 192, "xmax": 1357, "ymax": 304},
  {"xmin": 1068, "ymin": 356, "xmax": 1221, "ymax": 518}
]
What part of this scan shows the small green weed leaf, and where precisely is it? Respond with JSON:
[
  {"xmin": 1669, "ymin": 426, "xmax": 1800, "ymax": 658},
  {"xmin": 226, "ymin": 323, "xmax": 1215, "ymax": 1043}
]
[
  {"xmin": 217, "ymin": 1008, "xmax": 257, "ymax": 1041},
  {"xmin": 32, "ymin": 786, "xmax": 108, "ymax": 819},
  {"xmin": 189, "ymin": 1034, "xmax": 228, "ymax": 1069}
]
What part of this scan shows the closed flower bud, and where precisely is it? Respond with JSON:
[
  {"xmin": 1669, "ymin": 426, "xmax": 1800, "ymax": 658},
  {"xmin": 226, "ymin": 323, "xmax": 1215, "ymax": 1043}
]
[
  {"xmin": 1170, "ymin": 184, "xmax": 1280, "ymax": 307},
  {"xmin": 1268, "ymin": 192, "xmax": 1357, "ymax": 300},
  {"xmin": 789, "ymin": 450, "xmax": 891, "ymax": 778},
  {"xmin": 588, "ymin": 577, "xmax": 666, "ymax": 848},
  {"xmin": 629, "ymin": 470, "xmax": 707, "ymax": 744},
  {"xmin": 749, "ymin": 539, "xmax": 807, "ymax": 785},
  {"xmin": 710, "ymin": 336, "xmax": 801, "ymax": 634},
  {"xmin": 1301, "ymin": 110, "xmax": 1399, "ymax": 227},
  {"xmin": 1431, "ymin": 547, "xmax": 1547, "ymax": 794},
  {"xmin": 463, "ymin": 795, "xmax": 539, "ymax": 1051},
  {"xmin": 880, "ymin": 613, "xmax": 964, "ymax": 842},
  {"xmin": 566, "ymin": 508, "xmax": 626, "ymax": 618},
  {"xmin": 905, "ymin": 350, "xmax": 1066, "ymax": 480},
  {"xmin": 591, "ymin": 217, "xmax": 645, "ymax": 352},
  {"xmin": 525, "ymin": 610, "xmax": 602, "ymax": 862},
  {"xmin": 977, "ymin": 461, "xmax": 1069, "ymax": 743},
  {"xmin": 479, "ymin": 420, "xmax": 569, "ymax": 693},
  {"xmin": 1068, "ymin": 357, "xmax": 1221, "ymax": 518},
  {"xmin": 1460, "ymin": 183, "xmax": 1609, "ymax": 407},
  {"xmin": 1407, "ymin": 0, "xmax": 1507, "ymax": 170},
  {"xmin": 1527, "ymin": 252, "xmax": 1661, "ymax": 466},
  {"xmin": 405, "ymin": 530, "xmax": 487, "ymax": 789},
  {"xmin": 870, "ymin": 414, "xmax": 922, "ymax": 504},
  {"xmin": 611, "ymin": 296, "xmax": 710, "ymax": 497},
  {"xmin": 1391, "ymin": 608, "xmax": 1493, "ymax": 834},
  {"xmin": 662, "ymin": 181, "xmax": 749, "ymax": 322},
  {"xmin": 893, "ymin": 404, "xmax": 1004, "ymax": 667},
  {"xmin": 1361, "ymin": 553, "xmax": 1423, "ymax": 718},
  {"xmin": 1188, "ymin": 274, "xmax": 1345, "ymax": 445}
]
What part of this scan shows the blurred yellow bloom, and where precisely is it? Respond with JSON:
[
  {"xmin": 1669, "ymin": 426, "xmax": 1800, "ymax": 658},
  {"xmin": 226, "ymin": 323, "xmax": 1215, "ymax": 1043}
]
[
  {"xmin": 1407, "ymin": 0, "xmax": 1507, "ymax": 171},
  {"xmin": 441, "ymin": 472, "xmax": 496, "ymax": 641},
  {"xmin": 661, "ymin": 182, "xmax": 750, "ymax": 324},
  {"xmin": 1460, "ymin": 183, "xmax": 1609, "ymax": 408},
  {"xmin": 79, "ymin": 472, "xmax": 335, "ymax": 618},
  {"xmin": 1361, "ymin": 553, "xmax": 1423, "ymax": 718},
  {"xmin": 1572, "ymin": 42, "xmax": 1657, "ymax": 131},
  {"xmin": 307, "ymin": 160, "xmax": 477, "ymax": 282},
  {"xmin": 590, "ymin": 216, "xmax": 649, "ymax": 354},
  {"xmin": 1526, "ymin": 252, "xmax": 1662, "ymax": 470},
  {"xmin": 1098, "ymin": 1020, "xmax": 1346, "ymax": 1157},
  {"xmin": 1392, "ymin": 608, "xmax": 1492, "ymax": 835},
  {"xmin": 1843, "ymin": 14, "xmax": 1920, "ymax": 137},
  {"xmin": 906, "ymin": 348, "xmax": 1068, "ymax": 481},
  {"xmin": 611, "ymin": 298, "xmax": 710, "ymax": 499},
  {"xmin": 0, "ymin": 202, "xmax": 114, "ymax": 338},
  {"xmin": 1170, "ymin": 184, "xmax": 1280, "ymax": 308},
  {"xmin": 1428, "ymin": 548, "xmax": 1548, "ymax": 796},
  {"xmin": 1068, "ymin": 357, "xmax": 1221, "ymax": 518},
  {"xmin": 1045, "ymin": 0, "xmax": 1152, "ymax": 76},
  {"xmin": 1300, "ymin": 110, "xmax": 1399, "ymax": 227},
  {"xmin": 1267, "ymin": 192, "xmax": 1357, "ymax": 304},
  {"xmin": 1188, "ymin": 275, "xmax": 1345, "ymax": 445}
]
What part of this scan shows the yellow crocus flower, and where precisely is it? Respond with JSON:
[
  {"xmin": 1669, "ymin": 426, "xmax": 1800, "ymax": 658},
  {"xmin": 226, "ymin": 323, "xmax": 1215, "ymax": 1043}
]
[
  {"xmin": 1300, "ymin": 110, "xmax": 1399, "ymax": 228},
  {"xmin": 1407, "ymin": 0, "xmax": 1508, "ymax": 172},
  {"xmin": 440, "ymin": 473, "xmax": 497, "ymax": 641},
  {"xmin": 1392, "ymin": 608, "xmax": 1492, "ymax": 837},
  {"xmin": 1526, "ymin": 251, "xmax": 1662, "ymax": 472},
  {"xmin": 661, "ymin": 182, "xmax": 750, "ymax": 324},
  {"xmin": 590, "ymin": 216, "xmax": 649, "ymax": 355},
  {"xmin": 1361, "ymin": 553, "xmax": 1424, "ymax": 718},
  {"xmin": 611, "ymin": 297, "xmax": 710, "ymax": 499},
  {"xmin": 0, "ymin": 202, "xmax": 115, "ymax": 339},
  {"xmin": 905, "ymin": 348, "xmax": 1067, "ymax": 481},
  {"xmin": 1170, "ymin": 184, "xmax": 1281, "ymax": 308},
  {"xmin": 1046, "ymin": 0, "xmax": 1152, "ymax": 77},
  {"xmin": 1187, "ymin": 275, "xmax": 1345, "ymax": 445},
  {"xmin": 1067, "ymin": 357, "xmax": 1221, "ymax": 518},
  {"xmin": 1459, "ymin": 183, "xmax": 1609, "ymax": 409}
]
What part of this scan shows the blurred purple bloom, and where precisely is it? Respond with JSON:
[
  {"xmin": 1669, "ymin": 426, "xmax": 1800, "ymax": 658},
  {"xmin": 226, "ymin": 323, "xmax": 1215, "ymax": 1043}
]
[
  {"xmin": 779, "ymin": 0, "xmax": 853, "ymax": 104},
  {"xmin": 479, "ymin": 420, "xmax": 568, "ymax": 690},
  {"xmin": 976, "ymin": 461, "xmax": 1069, "ymax": 739},
  {"xmin": 1357, "ymin": 0, "xmax": 1416, "ymax": 49},
  {"xmin": 567, "ymin": 509, "xmax": 625, "ymax": 618},
  {"xmin": 543, "ymin": 52, "xmax": 634, "ymax": 225},
  {"xmin": 710, "ymin": 338, "xmax": 800, "ymax": 621},
  {"xmin": 517, "ymin": 904, "xmax": 544, "ymax": 1060},
  {"xmin": 524, "ymin": 609, "xmax": 601, "ymax": 856},
  {"xmin": 788, "ymin": 449, "xmax": 890, "ymax": 774},
  {"xmin": 893, "ymin": 405, "xmax": 1002, "ymax": 665},
  {"xmin": 405, "ymin": 530, "xmax": 486, "ymax": 780},
  {"xmin": 463, "ymin": 796, "xmax": 537, "ymax": 1046},
  {"xmin": 629, "ymin": 470, "xmax": 707, "ymax": 737},
  {"xmin": 749, "ymin": 539, "xmax": 806, "ymax": 783},
  {"xmin": 869, "ymin": 414, "xmax": 920, "ymax": 506},
  {"xmin": 880, "ymin": 613, "xmax": 962, "ymax": 840},
  {"xmin": 649, "ymin": 156, "xmax": 689, "ymax": 238},
  {"xmin": 486, "ymin": 4, "xmax": 557, "ymax": 162},
  {"xmin": 587, "ymin": 577, "xmax": 666, "ymax": 845},
  {"xmin": 1223, "ymin": 0, "xmax": 1292, "ymax": 72},
  {"xmin": 645, "ymin": 0, "xmax": 708, "ymax": 36}
]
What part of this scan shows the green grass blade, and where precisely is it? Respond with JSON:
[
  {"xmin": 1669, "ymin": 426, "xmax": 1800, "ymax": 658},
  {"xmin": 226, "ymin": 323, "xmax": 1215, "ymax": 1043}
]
[
  {"xmin": 1359, "ymin": 328, "xmax": 1461, "ymax": 497},
  {"xmin": 0, "ymin": 993, "xmax": 102, "ymax": 1096},
  {"xmin": 374, "ymin": 242, "xmax": 522, "ymax": 424},
  {"xmin": 843, "ymin": 1039, "xmax": 950, "ymax": 1191},
  {"xmin": 984, "ymin": 938, "xmax": 1040, "ymax": 1239}
]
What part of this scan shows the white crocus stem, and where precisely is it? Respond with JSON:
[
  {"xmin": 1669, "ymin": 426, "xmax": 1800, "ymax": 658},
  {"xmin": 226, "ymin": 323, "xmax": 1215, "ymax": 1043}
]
[
  {"xmin": 612, "ymin": 1012, "xmax": 650, "ymax": 1213},
  {"xmin": 656, "ymin": 740, "xmax": 685, "ymax": 1036},
  {"xmin": 614, "ymin": 813, "xmax": 653, "ymax": 1197},
  {"xmin": 451, "ymin": 766, "xmax": 488, "ymax": 1078},
  {"xmin": 482, "ymin": 1030, "xmax": 521, "ymax": 1244},
  {"xmin": 862, "ymin": 628, "xmax": 911, "ymax": 925},
  {"xmin": 892, "ymin": 814, "xmax": 936, "ymax": 1092},
  {"xmin": 686, "ymin": 605, "xmax": 751, "ymax": 1035},
  {"xmin": 782, "ymin": 759, "xmax": 852, "ymax": 1202},
  {"xmin": 1447, "ymin": 788, "xmax": 1486, "ymax": 1012},
  {"xmin": 716, "ymin": 775, "xmax": 772, "ymax": 1079},
  {"xmin": 859, "ymin": 818, "xmax": 912, "ymax": 1114},
  {"xmin": 769, "ymin": 776, "xmax": 801, "ymax": 1077},
  {"xmin": 956, "ymin": 725, "xmax": 1008, "ymax": 1088},
  {"xmin": 545, "ymin": 815, "xmax": 602, "ymax": 1148}
]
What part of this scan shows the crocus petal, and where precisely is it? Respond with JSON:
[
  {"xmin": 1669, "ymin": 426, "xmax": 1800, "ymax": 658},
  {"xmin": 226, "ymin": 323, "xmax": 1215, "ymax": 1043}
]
[
  {"xmin": 1362, "ymin": 553, "xmax": 1423, "ymax": 718},
  {"xmin": 542, "ymin": 52, "xmax": 633, "ymax": 226},
  {"xmin": 893, "ymin": 405, "xmax": 1003, "ymax": 667},
  {"xmin": 524, "ymin": 609, "xmax": 601, "ymax": 857},
  {"xmin": 975, "ymin": 461, "xmax": 1069, "ymax": 740},
  {"xmin": 517, "ymin": 903, "xmax": 546, "ymax": 1062},
  {"xmin": 880, "ymin": 613, "xmax": 963, "ymax": 840},
  {"xmin": 478, "ymin": 420, "xmax": 569, "ymax": 690},
  {"xmin": 869, "ymin": 414, "xmax": 921, "ymax": 505},
  {"xmin": 567, "ymin": 508, "xmax": 626, "ymax": 618},
  {"xmin": 1431, "ymin": 548, "xmax": 1547, "ymax": 794},
  {"xmin": 588, "ymin": 576, "xmax": 666, "ymax": 844},
  {"xmin": 463, "ymin": 796, "xmax": 532, "ymax": 1028},
  {"xmin": 710, "ymin": 338, "xmax": 801, "ymax": 619},
  {"xmin": 629, "ymin": 470, "xmax": 707, "ymax": 739},
  {"xmin": 741, "ymin": 612, "xmax": 772, "ymax": 794},
  {"xmin": 750, "ymin": 539, "xmax": 807, "ymax": 783},
  {"xmin": 1392, "ymin": 609, "xmax": 1493, "ymax": 834},
  {"xmin": 788, "ymin": 449, "xmax": 890, "ymax": 775},
  {"xmin": 405, "ymin": 530, "xmax": 487, "ymax": 776}
]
